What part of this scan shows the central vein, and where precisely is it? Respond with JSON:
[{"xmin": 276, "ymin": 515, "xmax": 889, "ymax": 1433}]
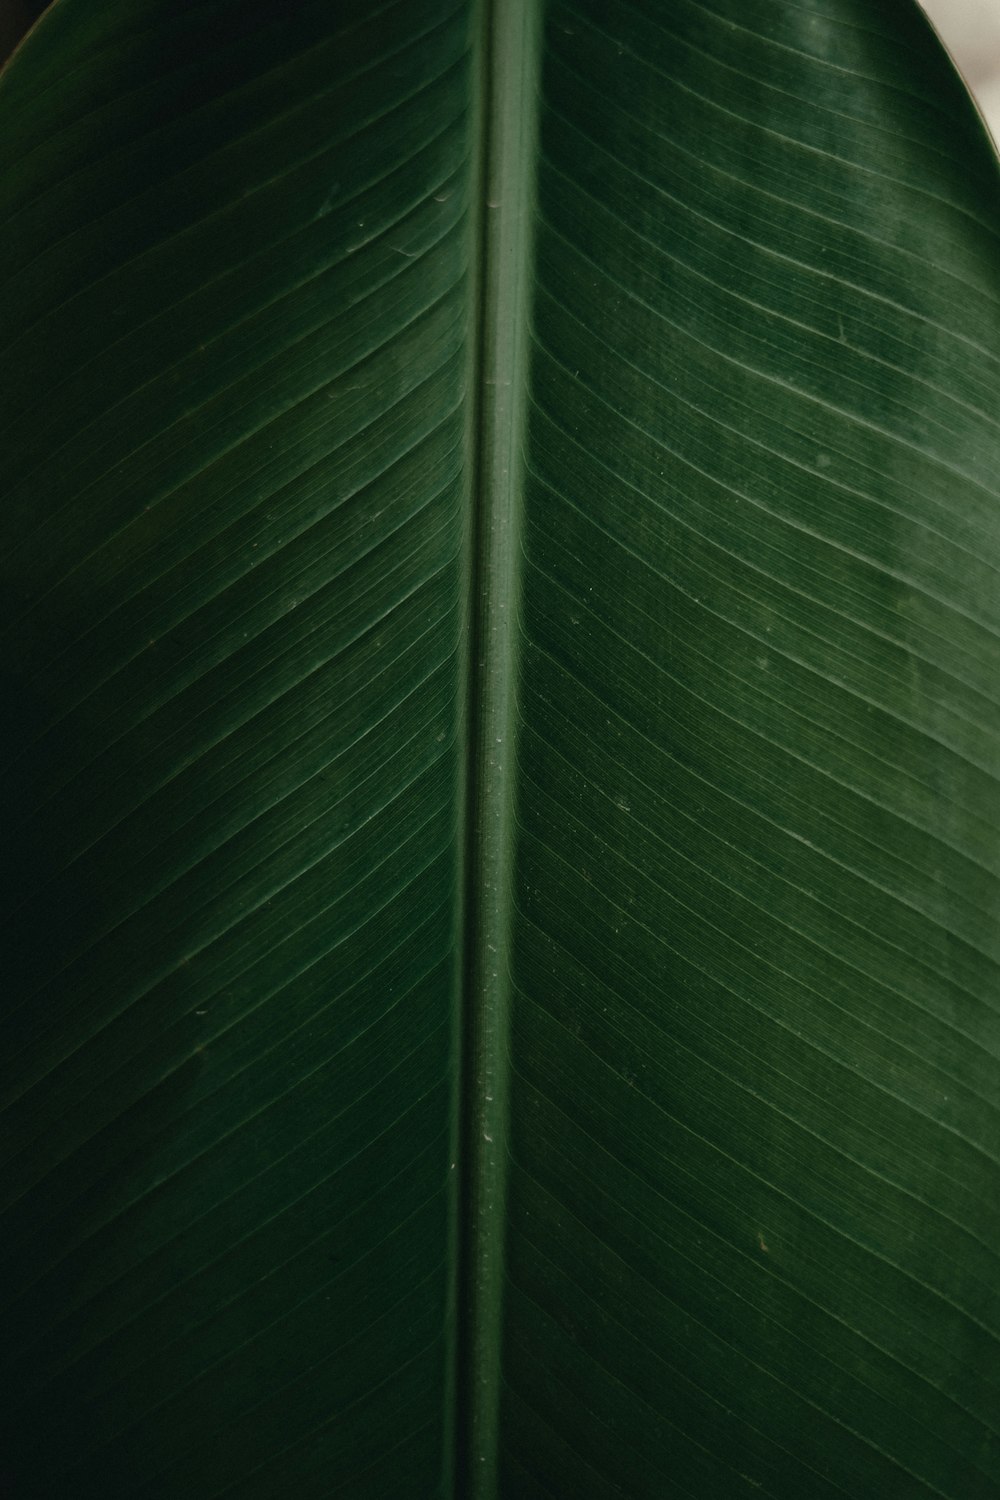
[{"xmin": 458, "ymin": 0, "xmax": 542, "ymax": 1495}]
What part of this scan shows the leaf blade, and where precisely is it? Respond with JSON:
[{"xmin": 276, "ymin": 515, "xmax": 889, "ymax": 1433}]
[
  {"xmin": 0, "ymin": 3, "xmax": 475, "ymax": 1494},
  {"xmin": 500, "ymin": 1, "xmax": 1000, "ymax": 1494}
]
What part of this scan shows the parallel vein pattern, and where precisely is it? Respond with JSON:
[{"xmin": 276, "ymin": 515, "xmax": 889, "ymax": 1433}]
[
  {"xmin": 501, "ymin": 1, "xmax": 1000, "ymax": 1495},
  {"xmin": 5, "ymin": 1, "xmax": 1000, "ymax": 1496},
  {"xmin": 0, "ymin": 2, "xmax": 474, "ymax": 1494}
]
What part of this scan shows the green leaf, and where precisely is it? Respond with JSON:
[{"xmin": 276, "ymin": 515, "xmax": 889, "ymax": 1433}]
[{"xmin": 2, "ymin": 1, "xmax": 999, "ymax": 1496}]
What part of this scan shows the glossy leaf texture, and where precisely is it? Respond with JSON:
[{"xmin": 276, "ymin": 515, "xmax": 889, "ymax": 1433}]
[
  {"xmin": 2, "ymin": 1, "xmax": 1000, "ymax": 1498},
  {"xmin": 502, "ymin": 2, "xmax": 1000, "ymax": 1496}
]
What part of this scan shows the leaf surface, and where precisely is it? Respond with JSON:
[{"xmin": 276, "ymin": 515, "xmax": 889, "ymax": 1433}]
[
  {"xmin": 499, "ymin": 3, "xmax": 1000, "ymax": 1495},
  {"xmin": 0, "ymin": 3, "xmax": 474, "ymax": 1494},
  {"xmin": 1, "ymin": 0, "xmax": 1000, "ymax": 1496}
]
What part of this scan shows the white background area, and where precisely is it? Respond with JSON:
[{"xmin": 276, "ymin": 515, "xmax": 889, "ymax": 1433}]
[{"xmin": 921, "ymin": 0, "xmax": 1000, "ymax": 141}]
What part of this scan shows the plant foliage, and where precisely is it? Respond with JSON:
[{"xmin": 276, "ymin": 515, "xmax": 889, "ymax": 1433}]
[{"xmin": 2, "ymin": 0, "xmax": 999, "ymax": 1495}]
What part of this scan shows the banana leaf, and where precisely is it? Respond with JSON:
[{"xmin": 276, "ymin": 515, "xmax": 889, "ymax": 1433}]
[{"xmin": 2, "ymin": 0, "xmax": 999, "ymax": 1495}]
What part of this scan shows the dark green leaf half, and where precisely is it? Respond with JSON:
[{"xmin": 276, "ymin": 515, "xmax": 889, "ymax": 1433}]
[
  {"xmin": 501, "ymin": 2, "xmax": 1000, "ymax": 1496},
  {"xmin": 0, "ymin": 2, "xmax": 473, "ymax": 1494}
]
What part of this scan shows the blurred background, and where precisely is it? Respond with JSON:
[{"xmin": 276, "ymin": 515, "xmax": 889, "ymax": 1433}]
[{"xmin": 921, "ymin": 0, "xmax": 1000, "ymax": 139}]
